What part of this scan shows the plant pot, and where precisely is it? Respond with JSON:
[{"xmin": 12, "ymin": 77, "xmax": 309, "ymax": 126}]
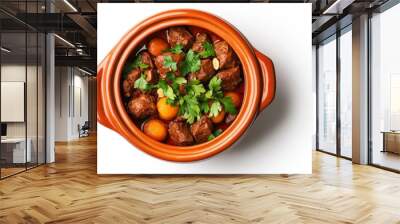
[{"xmin": 97, "ymin": 9, "xmax": 276, "ymax": 162}]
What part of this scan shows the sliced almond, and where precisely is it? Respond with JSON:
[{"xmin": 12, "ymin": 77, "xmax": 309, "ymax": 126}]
[
  {"xmin": 212, "ymin": 57, "xmax": 220, "ymax": 70},
  {"xmin": 157, "ymin": 88, "xmax": 164, "ymax": 98}
]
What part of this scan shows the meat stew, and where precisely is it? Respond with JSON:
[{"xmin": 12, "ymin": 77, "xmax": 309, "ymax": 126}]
[{"xmin": 121, "ymin": 26, "xmax": 243, "ymax": 146}]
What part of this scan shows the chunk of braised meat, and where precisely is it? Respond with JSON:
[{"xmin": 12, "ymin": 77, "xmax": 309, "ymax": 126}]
[
  {"xmin": 154, "ymin": 52, "xmax": 184, "ymax": 78},
  {"xmin": 143, "ymin": 69, "xmax": 158, "ymax": 84},
  {"xmin": 167, "ymin": 27, "xmax": 194, "ymax": 50},
  {"xmin": 191, "ymin": 33, "xmax": 209, "ymax": 54},
  {"xmin": 225, "ymin": 113, "xmax": 237, "ymax": 124},
  {"xmin": 216, "ymin": 66, "xmax": 242, "ymax": 91},
  {"xmin": 214, "ymin": 41, "xmax": 238, "ymax": 69},
  {"xmin": 122, "ymin": 68, "xmax": 140, "ymax": 98},
  {"xmin": 188, "ymin": 59, "xmax": 215, "ymax": 82},
  {"xmin": 138, "ymin": 51, "xmax": 154, "ymax": 69},
  {"xmin": 190, "ymin": 116, "xmax": 213, "ymax": 143},
  {"xmin": 127, "ymin": 94, "xmax": 157, "ymax": 119},
  {"xmin": 168, "ymin": 117, "xmax": 194, "ymax": 146}
]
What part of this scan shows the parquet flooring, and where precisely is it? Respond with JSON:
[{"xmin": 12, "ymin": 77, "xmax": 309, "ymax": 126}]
[{"xmin": 1, "ymin": 135, "xmax": 400, "ymax": 223}]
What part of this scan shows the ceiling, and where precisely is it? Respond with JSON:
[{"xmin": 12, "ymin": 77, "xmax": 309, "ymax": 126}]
[{"xmin": 0, "ymin": 0, "xmax": 394, "ymax": 74}]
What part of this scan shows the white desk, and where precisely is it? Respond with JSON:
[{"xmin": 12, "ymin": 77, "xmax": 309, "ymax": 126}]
[{"xmin": 1, "ymin": 138, "xmax": 31, "ymax": 163}]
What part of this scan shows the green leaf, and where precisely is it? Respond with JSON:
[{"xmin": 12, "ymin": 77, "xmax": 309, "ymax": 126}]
[
  {"xmin": 179, "ymin": 95, "xmax": 201, "ymax": 124},
  {"xmin": 199, "ymin": 41, "xmax": 215, "ymax": 58},
  {"xmin": 157, "ymin": 79, "xmax": 176, "ymax": 102},
  {"xmin": 209, "ymin": 101, "xmax": 222, "ymax": 118},
  {"xmin": 208, "ymin": 129, "xmax": 223, "ymax": 141},
  {"xmin": 163, "ymin": 55, "xmax": 177, "ymax": 72},
  {"xmin": 132, "ymin": 55, "xmax": 149, "ymax": 70},
  {"xmin": 166, "ymin": 72, "xmax": 175, "ymax": 81},
  {"xmin": 208, "ymin": 76, "xmax": 222, "ymax": 92},
  {"xmin": 221, "ymin": 96, "xmax": 237, "ymax": 115},
  {"xmin": 134, "ymin": 74, "xmax": 151, "ymax": 91},
  {"xmin": 181, "ymin": 50, "xmax": 201, "ymax": 76},
  {"xmin": 200, "ymin": 100, "xmax": 210, "ymax": 113},
  {"xmin": 174, "ymin": 77, "xmax": 187, "ymax": 85},
  {"xmin": 187, "ymin": 80, "xmax": 206, "ymax": 97},
  {"xmin": 169, "ymin": 44, "xmax": 183, "ymax": 54}
]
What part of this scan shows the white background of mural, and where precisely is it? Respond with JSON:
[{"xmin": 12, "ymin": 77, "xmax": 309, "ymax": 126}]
[{"xmin": 97, "ymin": 3, "xmax": 313, "ymax": 174}]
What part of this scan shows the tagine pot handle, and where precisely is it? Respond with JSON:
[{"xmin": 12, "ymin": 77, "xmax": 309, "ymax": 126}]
[
  {"xmin": 255, "ymin": 49, "xmax": 276, "ymax": 112},
  {"xmin": 97, "ymin": 55, "xmax": 114, "ymax": 130}
]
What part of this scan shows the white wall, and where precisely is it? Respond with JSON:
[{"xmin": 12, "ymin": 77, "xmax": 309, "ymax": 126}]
[{"xmin": 54, "ymin": 67, "xmax": 89, "ymax": 141}]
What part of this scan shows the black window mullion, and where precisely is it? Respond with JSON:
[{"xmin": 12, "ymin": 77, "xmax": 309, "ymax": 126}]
[
  {"xmin": 24, "ymin": 0, "xmax": 28, "ymax": 171},
  {"xmin": 316, "ymin": 45, "xmax": 319, "ymax": 150},
  {"xmin": 36, "ymin": 0, "xmax": 39, "ymax": 167}
]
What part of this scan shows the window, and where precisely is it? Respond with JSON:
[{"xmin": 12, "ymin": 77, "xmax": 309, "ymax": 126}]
[
  {"xmin": 317, "ymin": 36, "xmax": 337, "ymax": 154},
  {"xmin": 0, "ymin": 1, "xmax": 46, "ymax": 179},
  {"xmin": 339, "ymin": 28, "xmax": 352, "ymax": 158},
  {"xmin": 370, "ymin": 3, "xmax": 400, "ymax": 171}
]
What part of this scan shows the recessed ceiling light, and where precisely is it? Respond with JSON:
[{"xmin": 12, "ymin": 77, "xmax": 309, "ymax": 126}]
[
  {"xmin": 54, "ymin": 34, "xmax": 75, "ymax": 48},
  {"xmin": 1, "ymin": 47, "xmax": 11, "ymax": 53},
  {"xmin": 78, "ymin": 67, "xmax": 93, "ymax": 76},
  {"xmin": 63, "ymin": 0, "xmax": 78, "ymax": 12}
]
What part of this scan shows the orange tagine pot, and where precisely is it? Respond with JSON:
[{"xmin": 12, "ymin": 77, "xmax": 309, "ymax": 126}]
[{"xmin": 97, "ymin": 9, "xmax": 276, "ymax": 162}]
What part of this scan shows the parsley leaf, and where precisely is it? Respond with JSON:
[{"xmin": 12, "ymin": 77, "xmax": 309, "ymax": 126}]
[
  {"xmin": 205, "ymin": 76, "xmax": 223, "ymax": 99},
  {"xmin": 180, "ymin": 50, "xmax": 201, "ymax": 76},
  {"xmin": 208, "ymin": 129, "xmax": 223, "ymax": 141},
  {"xmin": 163, "ymin": 56, "xmax": 177, "ymax": 72},
  {"xmin": 208, "ymin": 76, "xmax": 222, "ymax": 93},
  {"xmin": 134, "ymin": 74, "xmax": 152, "ymax": 91},
  {"xmin": 157, "ymin": 79, "xmax": 176, "ymax": 103},
  {"xmin": 199, "ymin": 41, "xmax": 215, "ymax": 58},
  {"xmin": 177, "ymin": 80, "xmax": 206, "ymax": 123},
  {"xmin": 165, "ymin": 73, "xmax": 187, "ymax": 94},
  {"xmin": 187, "ymin": 80, "xmax": 206, "ymax": 97},
  {"xmin": 174, "ymin": 77, "xmax": 187, "ymax": 85},
  {"xmin": 209, "ymin": 101, "xmax": 222, "ymax": 118},
  {"xmin": 169, "ymin": 44, "xmax": 183, "ymax": 54},
  {"xmin": 221, "ymin": 96, "xmax": 237, "ymax": 115},
  {"xmin": 132, "ymin": 55, "xmax": 149, "ymax": 70},
  {"xmin": 205, "ymin": 76, "xmax": 237, "ymax": 115},
  {"xmin": 179, "ymin": 95, "xmax": 201, "ymax": 124}
]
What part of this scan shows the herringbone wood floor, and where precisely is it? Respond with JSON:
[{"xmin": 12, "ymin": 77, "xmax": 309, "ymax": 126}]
[{"xmin": 1, "ymin": 135, "xmax": 400, "ymax": 224}]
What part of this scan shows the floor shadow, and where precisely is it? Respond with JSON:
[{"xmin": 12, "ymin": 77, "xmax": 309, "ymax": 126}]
[{"xmin": 223, "ymin": 86, "xmax": 291, "ymax": 156}]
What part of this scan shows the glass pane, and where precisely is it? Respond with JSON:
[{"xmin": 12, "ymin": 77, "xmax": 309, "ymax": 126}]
[
  {"xmin": 318, "ymin": 37, "xmax": 337, "ymax": 154},
  {"xmin": 340, "ymin": 29, "xmax": 352, "ymax": 158},
  {"xmin": 1, "ymin": 30, "xmax": 27, "ymax": 177},
  {"xmin": 38, "ymin": 32, "xmax": 45, "ymax": 165},
  {"xmin": 27, "ymin": 31, "xmax": 38, "ymax": 169},
  {"xmin": 371, "ymin": 3, "xmax": 400, "ymax": 171}
]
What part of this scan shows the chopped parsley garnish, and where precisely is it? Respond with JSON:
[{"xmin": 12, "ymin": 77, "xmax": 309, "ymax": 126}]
[
  {"xmin": 134, "ymin": 74, "xmax": 152, "ymax": 91},
  {"xmin": 157, "ymin": 79, "xmax": 176, "ymax": 102},
  {"xmin": 208, "ymin": 129, "xmax": 223, "ymax": 141},
  {"xmin": 157, "ymin": 73, "xmax": 188, "ymax": 105},
  {"xmin": 199, "ymin": 41, "xmax": 215, "ymax": 58},
  {"xmin": 209, "ymin": 101, "xmax": 222, "ymax": 118},
  {"xmin": 221, "ymin": 97, "xmax": 237, "ymax": 115},
  {"xmin": 163, "ymin": 56, "xmax": 178, "ymax": 72},
  {"xmin": 132, "ymin": 55, "xmax": 149, "ymax": 70},
  {"xmin": 180, "ymin": 50, "xmax": 201, "ymax": 76},
  {"xmin": 169, "ymin": 44, "xmax": 183, "ymax": 54},
  {"xmin": 186, "ymin": 80, "xmax": 206, "ymax": 97},
  {"xmin": 122, "ymin": 55, "xmax": 149, "ymax": 77},
  {"xmin": 205, "ymin": 76, "xmax": 237, "ymax": 116},
  {"xmin": 176, "ymin": 80, "xmax": 207, "ymax": 124},
  {"xmin": 179, "ymin": 95, "xmax": 201, "ymax": 124}
]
